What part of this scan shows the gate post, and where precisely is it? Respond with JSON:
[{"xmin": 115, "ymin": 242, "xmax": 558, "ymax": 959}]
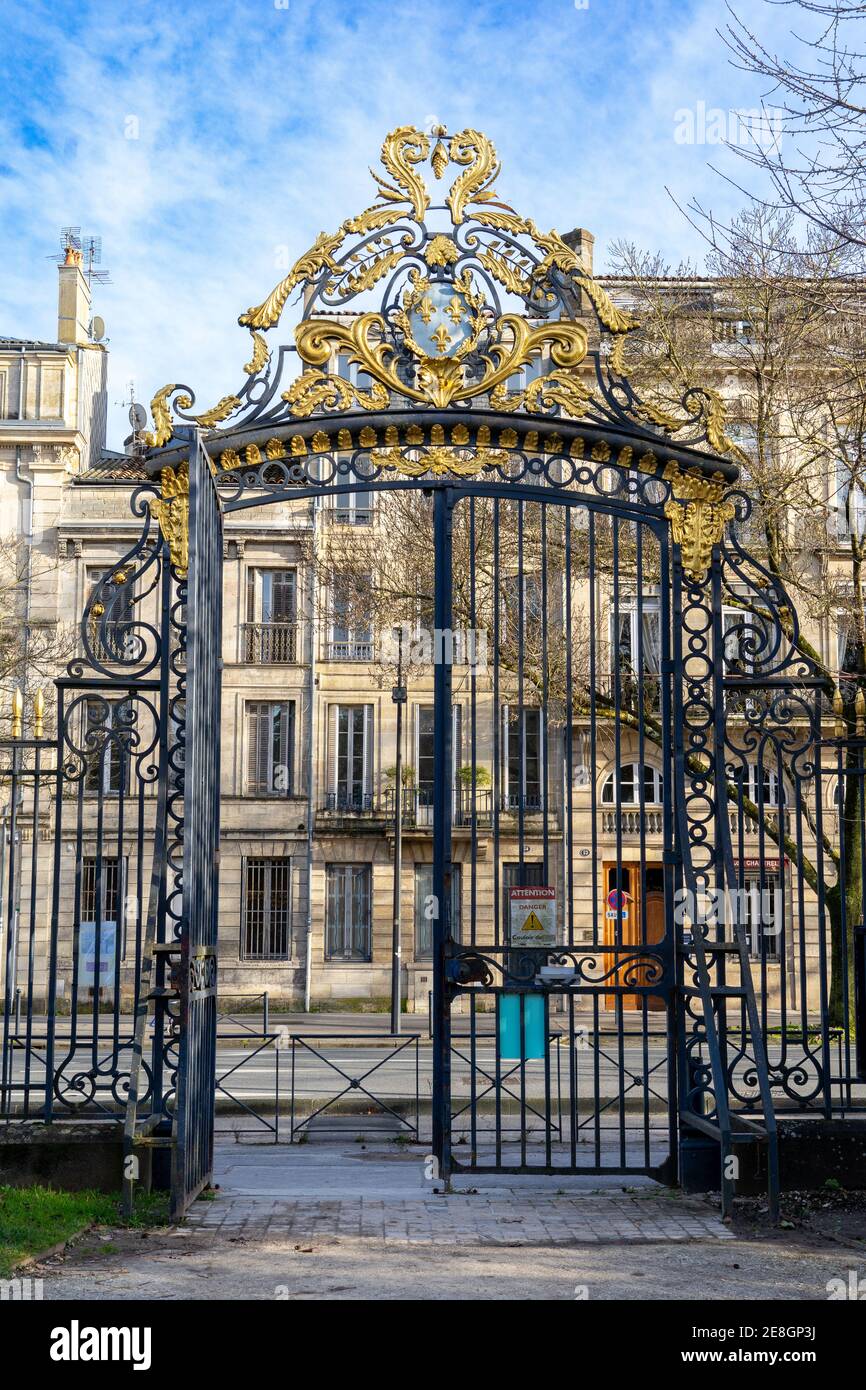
[
  {"xmin": 432, "ymin": 486, "xmax": 454, "ymax": 1184},
  {"xmin": 171, "ymin": 428, "xmax": 223, "ymax": 1217}
]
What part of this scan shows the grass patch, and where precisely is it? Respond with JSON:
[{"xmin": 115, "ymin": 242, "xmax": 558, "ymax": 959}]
[{"xmin": 0, "ymin": 1187, "xmax": 171, "ymax": 1277}]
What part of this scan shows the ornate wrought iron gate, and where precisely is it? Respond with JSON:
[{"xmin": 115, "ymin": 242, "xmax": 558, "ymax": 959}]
[{"xmin": 8, "ymin": 124, "xmax": 866, "ymax": 1220}]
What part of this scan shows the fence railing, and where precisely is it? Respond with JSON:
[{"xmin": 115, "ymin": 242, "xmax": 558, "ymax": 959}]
[
  {"xmin": 287, "ymin": 1032, "xmax": 420, "ymax": 1140},
  {"xmin": 241, "ymin": 622, "xmax": 298, "ymax": 664}
]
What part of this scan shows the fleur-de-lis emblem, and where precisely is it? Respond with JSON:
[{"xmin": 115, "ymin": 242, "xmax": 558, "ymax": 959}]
[
  {"xmin": 431, "ymin": 323, "xmax": 452, "ymax": 355},
  {"xmin": 407, "ymin": 279, "xmax": 475, "ymax": 359}
]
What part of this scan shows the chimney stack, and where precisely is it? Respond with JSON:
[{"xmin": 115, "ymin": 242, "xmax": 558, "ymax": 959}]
[
  {"xmin": 562, "ymin": 227, "xmax": 595, "ymax": 274},
  {"xmin": 57, "ymin": 248, "xmax": 91, "ymax": 343}
]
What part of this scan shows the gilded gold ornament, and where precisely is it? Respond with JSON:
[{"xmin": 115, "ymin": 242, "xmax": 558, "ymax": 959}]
[
  {"xmin": 148, "ymin": 463, "xmax": 190, "ymax": 575},
  {"xmin": 447, "ymin": 129, "xmax": 503, "ymax": 224},
  {"xmin": 243, "ymin": 331, "xmax": 270, "ymax": 376},
  {"xmin": 371, "ymin": 447, "xmax": 507, "ymax": 476},
  {"xmin": 425, "ymin": 235, "xmax": 459, "ymax": 267},
  {"xmin": 145, "ymin": 383, "xmax": 178, "ymax": 448},
  {"xmin": 663, "ymin": 463, "xmax": 735, "ymax": 582}
]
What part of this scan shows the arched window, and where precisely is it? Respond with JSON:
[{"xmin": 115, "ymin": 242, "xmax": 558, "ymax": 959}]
[
  {"xmin": 727, "ymin": 762, "xmax": 784, "ymax": 808},
  {"xmin": 601, "ymin": 763, "xmax": 664, "ymax": 806}
]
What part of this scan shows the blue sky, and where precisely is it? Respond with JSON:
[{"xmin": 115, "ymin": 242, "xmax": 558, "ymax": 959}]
[{"xmin": 0, "ymin": 0, "xmax": 801, "ymax": 447}]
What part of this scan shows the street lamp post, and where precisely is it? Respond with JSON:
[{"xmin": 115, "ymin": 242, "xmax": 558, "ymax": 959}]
[{"xmin": 390, "ymin": 628, "xmax": 406, "ymax": 1035}]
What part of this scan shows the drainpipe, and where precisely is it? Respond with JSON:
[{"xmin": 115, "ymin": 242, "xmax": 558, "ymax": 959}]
[{"xmin": 303, "ymin": 497, "xmax": 319, "ymax": 1014}]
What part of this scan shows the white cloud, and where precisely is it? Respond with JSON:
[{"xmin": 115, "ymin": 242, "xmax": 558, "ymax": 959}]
[{"xmin": 0, "ymin": 0, "xmax": 796, "ymax": 446}]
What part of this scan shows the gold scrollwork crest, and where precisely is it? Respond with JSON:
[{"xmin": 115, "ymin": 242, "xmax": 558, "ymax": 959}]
[{"xmin": 288, "ymin": 308, "xmax": 588, "ymax": 413}]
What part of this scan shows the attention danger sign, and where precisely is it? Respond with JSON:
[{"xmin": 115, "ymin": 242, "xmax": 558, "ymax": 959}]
[{"xmin": 508, "ymin": 886, "xmax": 556, "ymax": 946}]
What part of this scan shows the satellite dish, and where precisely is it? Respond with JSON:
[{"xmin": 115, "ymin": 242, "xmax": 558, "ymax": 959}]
[
  {"xmin": 90, "ymin": 315, "xmax": 106, "ymax": 342},
  {"xmin": 129, "ymin": 403, "xmax": 147, "ymax": 432}
]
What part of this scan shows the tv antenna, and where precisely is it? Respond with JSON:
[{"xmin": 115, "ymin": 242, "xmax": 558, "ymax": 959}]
[
  {"xmin": 116, "ymin": 381, "xmax": 148, "ymax": 455},
  {"xmin": 50, "ymin": 227, "xmax": 112, "ymax": 287}
]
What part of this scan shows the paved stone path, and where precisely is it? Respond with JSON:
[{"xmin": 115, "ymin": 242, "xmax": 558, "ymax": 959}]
[
  {"xmin": 183, "ymin": 1141, "xmax": 734, "ymax": 1245},
  {"xmin": 186, "ymin": 1192, "xmax": 733, "ymax": 1244}
]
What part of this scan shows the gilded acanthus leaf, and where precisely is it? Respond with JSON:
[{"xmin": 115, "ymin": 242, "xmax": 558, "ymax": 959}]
[
  {"xmin": 336, "ymin": 247, "xmax": 406, "ymax": 299},
  {"xmin": 663, "ymin": 462, "xmax": 736, "ymax": 582},
  {"xmin": 243, "ymin": 331, "xmax": 270, "ymax": 376},
  {"xmin": 447, "ymin": 129, "xmax": 502, "ymax": 224},
  {"xmin": 374, "ymin": 126, "xmax": 430, "ymax": 220},
  {"xmin": 194, "ymin": 394, "xmax": 242, "ymax": 428},
  {"xmin": 525, "ymin": 370, "xmax": 594, "ymax": 419},
  {"xmin": 371, "ymin": 447, "xmax": 507, "ymax": 477},
  {"xmin": 280, "ymin": 367, "xmax": 388, "ymax": 419},
  {"xmin": 145, "ymin": 383, "xmax": 178, "ymax": 448},
  {"xmin": 476, "ymin": 247, "xmax": 533, "ymax": 299},
  {"xmin": 239, "ymin": 228, "xmax": 346, "ymax": 330},
  {"xmin": 148, "ymin": 463, "xmax": 189, "ymax": 575},
  {"xmin": 281, "ymin": 370, "xmax": 356, "ymax": 418}
]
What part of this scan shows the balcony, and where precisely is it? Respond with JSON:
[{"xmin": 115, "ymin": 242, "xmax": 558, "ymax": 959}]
[
  {"xmin": 317, "ymin": 788, "xmax": 493, "ymax": 830},
  {"xmin": 601, "ymin": 807, "xmax": 664, "ymax": 835},
  {"xmin": 326, "ymin": 640, "xmax": 374, "ymax": 661},
  {"xmin": 242, "ymin": 622, "xmax": 298, "ymax": 664}
]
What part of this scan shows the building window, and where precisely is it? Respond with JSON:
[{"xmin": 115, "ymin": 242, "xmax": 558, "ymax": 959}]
[
  {"xmin": 78, "ymin": 856, "xmax": 125, "ymax": 987},
  {"xmin": 329, "ymin": 575, "xmax": 373, "ymax": 659},
  {"xmin": 244, "ymin": 568, "xmax": 296, "ymax": 662},
  {"xmin": 735, "ymin": 874, "xmax": 783, "ymax": 963},
  {"xmin": 242, "ymin": 858, "xmax": 291, "ymax": 960},
  {"xmin": 332, "ymin": 491, "xmax": 373, "ymax": 526},
  {"xmin": 83, "ymin": 698, "xmax": 129, "ymax": 794},
  {"xmin": 712, "ymin": 317, "xmax": 754, "ymax": 346},
  {"xmin": 502, "ymin": 572, "xmax": 544, "ymax": 643},
  {"xmin": 502, "ymin": 706, "xmax": 542, "ymax": 811},
  {"xmin": 833, "ymin": 443, "xmax": 866, "ymax": 540},
  {"xmin": 86, "ymin": 568, "xmax": 136, "ymax": 662},
  {"xmin": 326, "ymin": 863, "xmax": 372, "ymax": 961},
  {"xmin": 611, "ymin": 596, "xmax": 661, "ymax": 705},
  {"xmin": 415, "ymin": 705, "xmax": 462, "ymax": 813},
  {"xmin": 742, "ymin": 762, "xmax": 782, "ymax": 808},
  {"xmin": 601, "ymin": 763, "xmax": 664, "ymax": 806},
  {"xmin": 331, "ymin": 705, "xmax": 372, "ymax": 810},
  {"xmin": 246, "ymin": 701, "xmax": 294, "ymax": 796},
  {"xmin": 413, "ymin": 864, "xmax": 462, "ymax": 958}
]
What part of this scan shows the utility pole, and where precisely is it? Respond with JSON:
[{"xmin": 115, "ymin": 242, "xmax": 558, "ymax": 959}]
[{"xmin": 390, "ymin": 627, "xmax": 406, "ymax": 1035}]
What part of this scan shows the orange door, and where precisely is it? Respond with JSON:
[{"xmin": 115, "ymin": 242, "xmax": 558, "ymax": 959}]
[{"xmin": 603, "ymin": 863, "xmax": 666, "ymax": 1011}]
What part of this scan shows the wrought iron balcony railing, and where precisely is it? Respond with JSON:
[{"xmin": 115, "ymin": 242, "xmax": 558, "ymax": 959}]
[
  {"xmin": 318, "ymin": 788, "xmax": 494, "ymax": 827},
  {"xmin": 242, "ymin": 621, "xmax": 298, "ymax": 664},
  {"xmin": 326, "ymin": 640, "xmax": 375, "ymax": 661}
]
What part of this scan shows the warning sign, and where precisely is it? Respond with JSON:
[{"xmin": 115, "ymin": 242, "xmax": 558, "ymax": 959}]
[{"xmin": 509, "ymin": 886, "xmax": 556, "ymax": 947}]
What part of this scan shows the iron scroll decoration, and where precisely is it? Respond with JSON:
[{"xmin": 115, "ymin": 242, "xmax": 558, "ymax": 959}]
[{"xmin": 142, "ymin": 123, "xmax": 746, "ymax": 582}]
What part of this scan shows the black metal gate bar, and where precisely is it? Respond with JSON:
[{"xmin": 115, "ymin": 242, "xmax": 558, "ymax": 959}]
[
  {"xmin": 172, "ymin": 431, "xmax": 223, "ymax": 1216},
  {"xmin": 432, "ymin": 484, "xmax": 454, "ymax": 1183}
]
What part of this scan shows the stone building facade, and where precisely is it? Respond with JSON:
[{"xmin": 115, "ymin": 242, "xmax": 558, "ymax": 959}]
[{"xmin": 0, "ymin": 250, "xmax": 852, "ymax": 1016}]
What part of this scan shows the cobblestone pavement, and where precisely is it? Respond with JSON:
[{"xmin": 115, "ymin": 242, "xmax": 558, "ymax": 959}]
[
  {"xmin": 185, "ymin": 1192, "xmax": 733, "ymax": 1244},
  {"xmin": 181, "ymin": 1141, "xmax": 733, "ymax": 1245}
]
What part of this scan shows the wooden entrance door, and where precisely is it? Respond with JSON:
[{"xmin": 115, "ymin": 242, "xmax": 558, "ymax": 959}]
[{"xmin": 603, "ymin": 863, "xmax": 666, "ymax": 1011}]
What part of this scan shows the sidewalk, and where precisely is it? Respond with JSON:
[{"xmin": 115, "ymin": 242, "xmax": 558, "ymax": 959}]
[{"xmin": 35, "ymin": 1139, "xmax": 865, "ymax": 1300}]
